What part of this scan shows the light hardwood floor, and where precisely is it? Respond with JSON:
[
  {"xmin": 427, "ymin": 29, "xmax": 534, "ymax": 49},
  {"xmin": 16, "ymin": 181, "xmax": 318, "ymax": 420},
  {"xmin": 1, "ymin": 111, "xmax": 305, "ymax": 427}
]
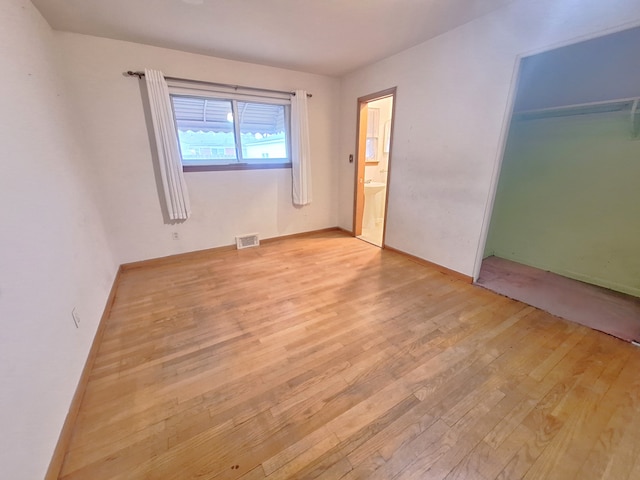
[{"xmin": 59, "ymin": 231, "xmax": 640, "ymax": 479}]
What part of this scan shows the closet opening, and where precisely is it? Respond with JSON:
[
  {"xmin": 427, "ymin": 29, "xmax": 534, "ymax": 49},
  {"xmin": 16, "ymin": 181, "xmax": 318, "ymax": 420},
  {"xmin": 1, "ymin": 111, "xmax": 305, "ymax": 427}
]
[{"xmin": 477, "ymin": 26, "xmax": 640, "ymax": 342}]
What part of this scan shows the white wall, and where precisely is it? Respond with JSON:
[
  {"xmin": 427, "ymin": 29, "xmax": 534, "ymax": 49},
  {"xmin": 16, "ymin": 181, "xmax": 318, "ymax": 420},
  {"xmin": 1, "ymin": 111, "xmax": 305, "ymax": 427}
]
[
  {"xmin": 338, "ymin": 0, "xmax": 640, "ymax": 277},
  {"xmin": 55, "ymin": 33, "xmax": 340, "ymax": 264},
  {"xmin": 0, "ymin": 1, "xmax": 119, "ymax": 478}
]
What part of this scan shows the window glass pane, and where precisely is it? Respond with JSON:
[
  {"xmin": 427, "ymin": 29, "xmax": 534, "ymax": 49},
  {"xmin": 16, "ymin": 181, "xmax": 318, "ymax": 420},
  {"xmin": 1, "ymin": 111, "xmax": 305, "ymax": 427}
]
[
  {"xmin": 365, "ymin": 137, "xmax": 378, "ymax": 161},
  {"xmin": 171, "ymin": 96, "xmax": 237, "ymax": 164},
  {"xmin": 170, "ymin": 93, "xmax": 292, "ymax": 169},
  {"xmin": 237, "ymin": 102, "xmax": 288, "ymax": 161}
]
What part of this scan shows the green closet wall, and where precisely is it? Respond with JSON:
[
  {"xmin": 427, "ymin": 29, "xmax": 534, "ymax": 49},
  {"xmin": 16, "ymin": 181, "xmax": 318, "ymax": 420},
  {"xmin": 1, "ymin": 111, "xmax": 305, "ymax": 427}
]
[{"xmin": 485, "ymin": 111, "xmax": 640, "ymax": 297}]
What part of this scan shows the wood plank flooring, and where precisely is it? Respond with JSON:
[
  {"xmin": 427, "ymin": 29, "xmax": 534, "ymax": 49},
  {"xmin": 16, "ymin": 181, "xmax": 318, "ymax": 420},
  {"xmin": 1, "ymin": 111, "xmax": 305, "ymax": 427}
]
[{"xmin": 59, "ymin": 231, "xmax": 640, "ymax": 480}]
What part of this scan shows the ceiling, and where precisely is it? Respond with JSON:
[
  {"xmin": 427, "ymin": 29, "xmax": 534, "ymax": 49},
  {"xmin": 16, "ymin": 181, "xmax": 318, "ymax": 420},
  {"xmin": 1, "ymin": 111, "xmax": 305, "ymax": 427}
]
[{"xmin": 31, "ymin": 0, "xmax": 515, "ymax": 77}]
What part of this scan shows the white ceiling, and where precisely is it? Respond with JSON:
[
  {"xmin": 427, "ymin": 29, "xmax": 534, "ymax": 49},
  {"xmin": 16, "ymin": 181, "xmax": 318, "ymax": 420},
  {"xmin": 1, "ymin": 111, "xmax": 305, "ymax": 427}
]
[{"xmin": 31, "ymin": 0, "xmax": 515, "ymax": 77}]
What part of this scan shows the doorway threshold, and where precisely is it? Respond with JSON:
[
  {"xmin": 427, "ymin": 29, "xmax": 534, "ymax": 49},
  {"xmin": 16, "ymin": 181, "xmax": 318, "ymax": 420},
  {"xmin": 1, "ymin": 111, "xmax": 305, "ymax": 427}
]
[
  {"xmin": 356, "ymin": 235, "xmax": 381, "ymax": 248},
  {"xmin": 476, "ymin": 256, "xmax": 640, "ymax": 343},
  {"xmin": 357, "ymin": 224, "xmax": 383, "ymax": 247}
]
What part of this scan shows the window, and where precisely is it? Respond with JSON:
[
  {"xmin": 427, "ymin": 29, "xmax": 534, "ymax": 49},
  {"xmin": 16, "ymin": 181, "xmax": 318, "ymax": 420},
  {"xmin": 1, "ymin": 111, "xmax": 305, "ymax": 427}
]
[{"xmin": 169, "ymin": 90, "xmax": 291, "ymax": 171}]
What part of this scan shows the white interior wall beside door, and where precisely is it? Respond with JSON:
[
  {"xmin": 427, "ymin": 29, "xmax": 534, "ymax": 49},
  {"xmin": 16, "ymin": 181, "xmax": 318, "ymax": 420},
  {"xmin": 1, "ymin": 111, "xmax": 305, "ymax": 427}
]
[{"xmin": 337, "ymin": 0, "xmax": 640, "ymax": 277}]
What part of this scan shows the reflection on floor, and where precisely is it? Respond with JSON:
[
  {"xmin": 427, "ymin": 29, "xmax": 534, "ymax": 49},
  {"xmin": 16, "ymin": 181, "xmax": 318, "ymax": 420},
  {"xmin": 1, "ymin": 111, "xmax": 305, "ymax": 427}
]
[
  {"xmin": 477, "ymin": 256, "xmax": 640, "ymax": 342},
  {"xmin": 358, "ymin": 222, "xmax": 384, "ymax": 247}
]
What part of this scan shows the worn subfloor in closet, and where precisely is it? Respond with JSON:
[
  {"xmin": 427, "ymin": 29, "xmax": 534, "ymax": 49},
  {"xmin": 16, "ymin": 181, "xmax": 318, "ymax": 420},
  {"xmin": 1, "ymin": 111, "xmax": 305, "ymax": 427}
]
[{"xmin": 477, "ymin": 256, "xmax": 640, "ymax": 343}]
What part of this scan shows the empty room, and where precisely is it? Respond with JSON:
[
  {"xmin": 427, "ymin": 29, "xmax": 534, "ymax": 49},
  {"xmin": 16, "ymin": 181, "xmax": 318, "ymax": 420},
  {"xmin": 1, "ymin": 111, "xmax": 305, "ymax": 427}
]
[{"xmin": 1, "ymin": 0, "xmax": 639, "ymax": 479}]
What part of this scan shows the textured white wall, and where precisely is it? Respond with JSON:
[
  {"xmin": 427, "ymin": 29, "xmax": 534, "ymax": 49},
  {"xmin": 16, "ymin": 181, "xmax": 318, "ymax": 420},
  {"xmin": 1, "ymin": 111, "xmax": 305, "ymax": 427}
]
[
  {"xmin": 0, "ymin": 1, "xmax": 118, "ymax": 478},
  {"xmin": 55, "ymin": 33, "xmax": 341, "ymax": 264},
  {"xmin": 338, "ymin": 0, "xmax": 640, "ymax": 277}
]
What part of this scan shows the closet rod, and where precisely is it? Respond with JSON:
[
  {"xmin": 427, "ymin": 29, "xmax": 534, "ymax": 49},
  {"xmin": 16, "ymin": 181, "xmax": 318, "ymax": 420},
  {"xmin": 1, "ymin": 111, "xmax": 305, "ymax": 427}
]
[
  {"xmin": 126, "ymin": 71, "xmax": 312, "ymax": 97},
  {"xmin": 515, "ymin": 96, "xmax": 639, "ymax": 118}
]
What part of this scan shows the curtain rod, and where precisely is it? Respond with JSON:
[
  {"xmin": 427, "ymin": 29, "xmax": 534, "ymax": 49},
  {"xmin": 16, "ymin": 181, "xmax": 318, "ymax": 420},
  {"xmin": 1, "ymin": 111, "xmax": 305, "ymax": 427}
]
[{"xmin": 126, "ymin": 71, "xmax": 312, "ymax": 97}]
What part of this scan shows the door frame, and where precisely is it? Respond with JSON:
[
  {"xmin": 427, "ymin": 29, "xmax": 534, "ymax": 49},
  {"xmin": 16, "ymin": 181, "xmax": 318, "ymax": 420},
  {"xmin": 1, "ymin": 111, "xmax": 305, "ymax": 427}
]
[{"xmin": 352, "ymin": 87, "xmax": 397, "ymax": 246}]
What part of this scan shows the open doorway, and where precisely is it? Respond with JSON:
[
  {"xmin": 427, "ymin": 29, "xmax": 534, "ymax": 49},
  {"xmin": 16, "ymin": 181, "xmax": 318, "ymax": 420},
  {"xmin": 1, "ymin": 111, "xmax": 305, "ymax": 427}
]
[
  {"xmin": 353, "ymin": 88, "xmax": 396, "ymax": 247},
  {"xmin": 477, "ymin": 26, "xmax": 640, "ymax": 342}
]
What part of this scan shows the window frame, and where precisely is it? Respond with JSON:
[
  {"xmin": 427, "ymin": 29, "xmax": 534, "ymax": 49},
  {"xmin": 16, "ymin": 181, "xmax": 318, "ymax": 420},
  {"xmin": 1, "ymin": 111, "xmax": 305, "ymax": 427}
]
[{"xmin": 167, "ymin": 81, "xmax": 292, "ymax": 172}]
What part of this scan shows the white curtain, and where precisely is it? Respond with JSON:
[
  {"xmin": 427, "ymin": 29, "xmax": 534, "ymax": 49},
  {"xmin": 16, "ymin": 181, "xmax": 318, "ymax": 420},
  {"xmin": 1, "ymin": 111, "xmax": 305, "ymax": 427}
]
[
  {"xmin": 290, "ymin": 90, "xmax": 312, "ymax": 206},
  {"xmin": 145, "ymin": 69, "xmax": 191, "ymax": 221}
]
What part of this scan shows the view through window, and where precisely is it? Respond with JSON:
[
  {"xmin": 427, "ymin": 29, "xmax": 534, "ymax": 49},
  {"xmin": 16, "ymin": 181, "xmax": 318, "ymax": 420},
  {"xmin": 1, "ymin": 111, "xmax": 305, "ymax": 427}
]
[{"xmin": 170, "ymin": 94, "xmax": 291, "ymax": 170}]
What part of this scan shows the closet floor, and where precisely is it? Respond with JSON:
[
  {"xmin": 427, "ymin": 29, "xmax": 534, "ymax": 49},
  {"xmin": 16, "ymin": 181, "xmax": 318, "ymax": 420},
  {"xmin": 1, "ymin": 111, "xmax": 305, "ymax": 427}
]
[{"xmin": 477, "ymin": 256, "xmax": 640, "ymax": 343}]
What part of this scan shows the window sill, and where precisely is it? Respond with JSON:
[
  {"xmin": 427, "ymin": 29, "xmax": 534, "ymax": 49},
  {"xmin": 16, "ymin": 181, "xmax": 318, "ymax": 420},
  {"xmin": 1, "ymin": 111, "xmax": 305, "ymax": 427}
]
[{"xmin": 183, "ymin": 163, "xmax": 292, "ymax": 172}]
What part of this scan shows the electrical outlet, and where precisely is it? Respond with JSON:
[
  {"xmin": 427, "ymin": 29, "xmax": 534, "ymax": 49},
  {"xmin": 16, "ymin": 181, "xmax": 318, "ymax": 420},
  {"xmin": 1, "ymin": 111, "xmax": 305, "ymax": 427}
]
[
  {"xmin": 172, "ymin": 232, "xmax": 179, "ymax": 240},
  {"xmin": 72, "ymin": 308, "xmax": 80, "ymax": 328}
]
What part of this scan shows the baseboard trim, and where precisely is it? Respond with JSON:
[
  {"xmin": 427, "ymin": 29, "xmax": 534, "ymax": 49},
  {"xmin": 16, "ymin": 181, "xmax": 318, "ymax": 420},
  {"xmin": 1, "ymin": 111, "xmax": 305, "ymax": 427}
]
[
  {"xmin": 383, "ymin": 245, "xmax": 473, "ymax": 283},
  {"xmin": 122, "ymin": 227, "xmax": 344, "ymax": 271},
  {"xmin": 45, "ymin": 266, "xmax": 123, "ymax": 480},
  {"xmin": 122, "ymin": 244, "xmax": 237, "ymax": 271},
  {"xmin": 336, "ymin": 226, "xmax": 354, "ymax": 236},
  {"xmin": 261, "ymin": 227, "xmax": 343, "ymax": 244}
]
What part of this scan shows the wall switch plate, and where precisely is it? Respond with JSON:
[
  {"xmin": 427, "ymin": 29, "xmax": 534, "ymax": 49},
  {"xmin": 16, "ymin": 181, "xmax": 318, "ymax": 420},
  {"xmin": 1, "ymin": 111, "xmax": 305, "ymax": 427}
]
[
  {"xmin": 72, "ymin": 308, "xmax": 80, "ymax": 328},
  {"xmin": 172, "ymin": 232, "xmax": 179, "ymax": 240}
]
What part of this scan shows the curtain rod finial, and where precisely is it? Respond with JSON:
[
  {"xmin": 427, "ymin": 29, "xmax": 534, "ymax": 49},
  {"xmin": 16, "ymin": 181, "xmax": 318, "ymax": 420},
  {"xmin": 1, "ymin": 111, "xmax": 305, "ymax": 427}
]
[{"xmin": 126, "ymin": 70, "xmax": 145, "ymax": 79}]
